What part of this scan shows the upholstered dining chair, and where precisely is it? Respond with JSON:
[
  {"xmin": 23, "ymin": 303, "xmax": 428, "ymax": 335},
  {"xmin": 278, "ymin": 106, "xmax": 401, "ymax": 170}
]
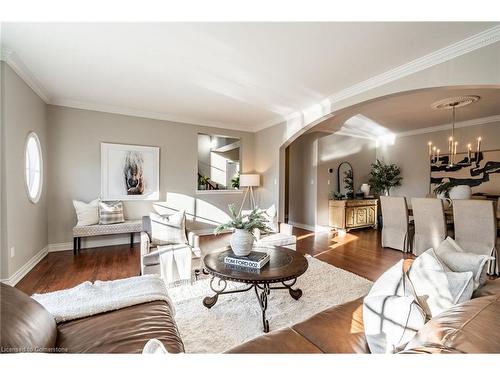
[
  {"xmin": 379, "ymin": 196, "xmax": 413, "ymax": 253},
  {"xmin": 411, "ymin": 198, "xmax": 447, "ymax": 256},
  {"xmin": 453, "ymin": 199, "xmax": 498, "ymax": 276}
]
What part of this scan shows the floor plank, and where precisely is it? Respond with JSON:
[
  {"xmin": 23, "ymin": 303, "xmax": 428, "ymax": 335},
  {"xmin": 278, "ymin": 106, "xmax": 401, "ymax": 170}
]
[{"xmin": 16, "ymin": 228, "xmax": 410, "ymax": 295}]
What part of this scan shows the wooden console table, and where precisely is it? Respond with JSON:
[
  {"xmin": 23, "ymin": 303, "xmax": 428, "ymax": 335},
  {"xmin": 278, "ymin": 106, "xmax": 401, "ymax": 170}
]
[{"xmin": 329, "ymin": 199, "xmax": 378, "ymax": 231}]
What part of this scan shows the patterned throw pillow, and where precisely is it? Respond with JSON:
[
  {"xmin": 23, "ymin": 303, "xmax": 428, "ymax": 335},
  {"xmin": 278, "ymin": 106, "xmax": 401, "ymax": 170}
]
[{"xmin": 99, "ymin": 201, "xmax": 125, "ymax": 225}]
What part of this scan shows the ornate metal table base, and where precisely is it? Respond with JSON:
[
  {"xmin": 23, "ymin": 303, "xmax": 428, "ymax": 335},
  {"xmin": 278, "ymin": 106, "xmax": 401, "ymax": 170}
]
[{"xmin": 202, "ymin": 276, "xmax": 303, "ymax": 333}]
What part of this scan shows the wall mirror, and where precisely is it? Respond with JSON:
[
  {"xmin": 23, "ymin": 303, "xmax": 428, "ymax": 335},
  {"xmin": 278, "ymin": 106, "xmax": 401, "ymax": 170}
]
[
  {"xmin": 337, "ymin": 161, "xmax": 354, "ymax": 198},
  {"xmin": 197, "ymin": 133, "xmax": 241, "ymax": 191}
]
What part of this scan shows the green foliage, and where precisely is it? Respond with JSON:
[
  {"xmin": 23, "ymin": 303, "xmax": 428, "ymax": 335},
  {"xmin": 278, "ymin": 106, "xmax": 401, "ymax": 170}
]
[
  {"xmin": 433, "ymin": 181, "xmax": 457, "ymax": 197},
  {"xmin": 214, "ymin": 204, "xmax": 270, "ymax": 236},
  {"xmin": 198, "ymin": 174, "xmax": 209, "ymax": 186},
  {"xmin": 231, "ymin": 172, "xmax": 240, "ymax": 189},
  {"xmin": 368, "ymin": 159, "xmax": 402, "ymax": 195},
  {"xmin": 343, "ymin": 169, "xmax": 354, "ymax": 196}
]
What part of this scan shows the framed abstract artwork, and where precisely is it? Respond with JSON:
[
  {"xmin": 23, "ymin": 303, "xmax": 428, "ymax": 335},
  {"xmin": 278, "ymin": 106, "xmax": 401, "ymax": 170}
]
[
  {"xmin": 101, "ymin": 142, "xmax": 160, "ymax": 200},
  {"xmin": 430, "ymin": 149, "xmax": 500, "ymax": 195}
]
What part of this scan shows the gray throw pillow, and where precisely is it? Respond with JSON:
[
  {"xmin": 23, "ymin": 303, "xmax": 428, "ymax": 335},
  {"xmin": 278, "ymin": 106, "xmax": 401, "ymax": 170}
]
[
  {"xmin": 99, "ymin": 201, "xmax": 125, "ymax": 224},
  {"xmin": 407, "ymin": 249, "xmax": 474, "ymax": 318},
  {"xmin": 435, "ymin": 237, "xmax": 494, "ymax": 290}
]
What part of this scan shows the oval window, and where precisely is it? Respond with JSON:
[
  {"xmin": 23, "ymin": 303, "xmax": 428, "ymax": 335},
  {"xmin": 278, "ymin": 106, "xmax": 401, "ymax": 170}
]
[{"xmin": 25, "ymin": 132, "xmax": 43, "ymax": 203}]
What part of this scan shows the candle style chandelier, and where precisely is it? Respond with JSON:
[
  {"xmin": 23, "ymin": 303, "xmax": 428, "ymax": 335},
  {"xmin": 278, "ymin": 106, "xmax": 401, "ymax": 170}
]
[{"xmin": 428, "ymin": 95, "xmax": 482, "ymax": 167}]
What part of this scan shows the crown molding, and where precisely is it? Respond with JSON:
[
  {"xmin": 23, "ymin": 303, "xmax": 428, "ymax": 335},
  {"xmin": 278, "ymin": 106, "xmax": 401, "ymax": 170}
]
[
  {"xmin": 0, "ymin": 48, "xmax": 51, "ymax": 103},
  {"xmin": 254, "ymin": 25, "xmax": 500, "ymax": 132},
  {"xmin": 50, "ymin": 98, "xmax": 252, "ymax": 132},
  {"xmin": 396, "ymin": 114, "xmax": 500, "ymax": 138}
]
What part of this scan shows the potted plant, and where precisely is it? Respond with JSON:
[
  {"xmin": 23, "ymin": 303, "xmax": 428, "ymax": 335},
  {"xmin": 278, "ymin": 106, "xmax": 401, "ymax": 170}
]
[
  {"xmin": 368, "ymin": 159, "xmax": 402, "ymax": 196},
  {"xmin": 434, "ymin": 180, "xmax": 472, "ymax": 200},
  {"xmin": 231, "ymin": 172, "xmax": 240, "ymax": 189},
  {"xmin": 198, "ymin": 174, "xmax": 210, "ymax": 190},
  {"xmin": 214, "ymin": 204, "xmax": 269, "ymax": 256},
  {"xmin": 343, "ymin": 169, "xmax": 354, "ymax": 198}
]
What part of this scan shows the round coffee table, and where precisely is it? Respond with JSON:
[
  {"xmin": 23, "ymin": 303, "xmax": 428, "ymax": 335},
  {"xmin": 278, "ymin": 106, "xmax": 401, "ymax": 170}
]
[{"xmin": 202, "ymin": 245, "xmax": 308, "ymax": 333}]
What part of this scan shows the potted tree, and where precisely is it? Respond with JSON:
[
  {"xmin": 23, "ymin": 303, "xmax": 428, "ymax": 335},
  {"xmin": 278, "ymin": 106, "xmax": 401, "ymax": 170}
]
[
  {"xmin": 368, "ymin": 159, "xmax": 402, "ymax": 196},
  {"xmin": 214, "ymin": 204, "xmax": 269, "ymax": 256}
]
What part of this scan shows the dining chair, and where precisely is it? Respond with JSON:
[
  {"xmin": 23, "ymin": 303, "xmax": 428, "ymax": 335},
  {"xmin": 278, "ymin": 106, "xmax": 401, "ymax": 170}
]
[
  {"xmin": 453, "ymin": 199, "xmax": 498, "ymax": 276},
  {"xmin": 411, "ymin": 198, "xmax": 447, "ymax": 256},
  {"xmin": 379, "ymin": 196, "xmax": 412, "ymax": 253}
]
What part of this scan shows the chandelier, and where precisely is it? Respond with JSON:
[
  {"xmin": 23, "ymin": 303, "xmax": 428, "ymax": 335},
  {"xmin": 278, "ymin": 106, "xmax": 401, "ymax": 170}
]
[{"xmin": 428, "ymin": 96, "xmax": 482, "ymax": 167}]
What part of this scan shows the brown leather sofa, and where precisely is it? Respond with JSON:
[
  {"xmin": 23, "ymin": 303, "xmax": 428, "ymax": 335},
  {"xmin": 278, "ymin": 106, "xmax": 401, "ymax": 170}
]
[
  {"xmin": 228, "ymin": 277, "xmax": 500, "ymax": 354},
  {"xmin": 2, "ymin": 273, "xmax": 500, "ymax": 354},
  {"xmin": 0, "ymin": 283, "xmax": 184, "ymax": 353}
]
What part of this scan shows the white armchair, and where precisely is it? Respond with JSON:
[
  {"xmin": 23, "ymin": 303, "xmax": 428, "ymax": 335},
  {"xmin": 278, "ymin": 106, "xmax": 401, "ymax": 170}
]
[{"xmin": 255, "ymin": 222, "xmax": 296, "ymax": 250}]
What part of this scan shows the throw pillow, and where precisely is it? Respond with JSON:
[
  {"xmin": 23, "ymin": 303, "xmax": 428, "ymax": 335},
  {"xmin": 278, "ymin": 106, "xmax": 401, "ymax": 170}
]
[
  {"xmin": 363, "ymin": 295, "xmax": 426, "ymax": 354},
  {"xmin": 363, "ymin": 259, "xmax": 426, "ymax": 353},
  {"xmin": 435, "ymin": 237, "xmax": 494, "ymax": 290},
  {"xmin": 73, "ymin": 199, "xmax": 99, "ymax": 226},
  {"xmin": 262, "ymin": 204, "xmax": 278, "ymax": 233},
  {"xmin": 99, "ymin": 201, "xmax": 125, "ymax": 225},
  {"xmin": 142, "ymin": 339, "xmax": 169, "ymax": 354},
  {"xmin": 150, "ymin": 211, "xmax": 188, "ymax": 245},
  {"xmin": 407, "ymin": 249, "xmax": 474, "ymax": 318}
]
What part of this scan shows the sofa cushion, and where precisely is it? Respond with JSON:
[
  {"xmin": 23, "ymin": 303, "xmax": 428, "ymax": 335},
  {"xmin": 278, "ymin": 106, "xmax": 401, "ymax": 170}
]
[
  {"xmin": 228, "ymin": 297, "xmax": 369, "ymax": 353},
  {"xmin": 73, "ymin": 220, "xmax": 142, "ymax": 237},
  {"xmin": 56, "ymin": 300, "xmax": 184, "ymax": 353},
  {"xmin": 404, "ymin": 294, "xmax": 500, "ymax": 353},
  {"xmin": 226, "ymin": 327, "xmax": 323, "ymax": 354},
  {"xmin": 0, "ymin": 283, "xmax": 57, "ymax": 353},
  {"xmin": 472, "ymin": 278, "xmax": 500, "ymax": 298}
]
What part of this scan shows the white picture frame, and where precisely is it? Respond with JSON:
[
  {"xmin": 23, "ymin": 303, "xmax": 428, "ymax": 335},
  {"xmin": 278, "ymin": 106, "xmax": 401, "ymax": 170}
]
[{"xmin": 101, "ymin": 142, "xmax": 160, "ymax": 201}]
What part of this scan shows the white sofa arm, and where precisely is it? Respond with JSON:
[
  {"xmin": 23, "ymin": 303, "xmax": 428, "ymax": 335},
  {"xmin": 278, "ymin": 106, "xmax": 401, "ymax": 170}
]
[{"xmin": 280, "ymin": 223, "xmax": 293, "ymax": 235}]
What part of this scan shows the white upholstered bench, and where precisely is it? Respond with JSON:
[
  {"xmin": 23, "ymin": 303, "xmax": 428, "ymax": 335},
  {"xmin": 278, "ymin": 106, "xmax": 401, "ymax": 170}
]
[{"xmin": 72, "ymin": 220, "xmax": 143, "ymax": 254}]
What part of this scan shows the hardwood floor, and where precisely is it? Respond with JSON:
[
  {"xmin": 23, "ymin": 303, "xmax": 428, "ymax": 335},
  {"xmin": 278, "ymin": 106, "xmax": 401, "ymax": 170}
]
[{"xmin": 16, "ymin": 227, "xmax": 412, "ymax": 295}]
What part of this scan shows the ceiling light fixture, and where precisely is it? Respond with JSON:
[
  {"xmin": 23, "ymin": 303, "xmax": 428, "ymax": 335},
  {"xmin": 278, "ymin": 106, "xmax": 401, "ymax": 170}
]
[{"xmin": 428, "ymin": 95, "xmax": 481, "ymax": 167}]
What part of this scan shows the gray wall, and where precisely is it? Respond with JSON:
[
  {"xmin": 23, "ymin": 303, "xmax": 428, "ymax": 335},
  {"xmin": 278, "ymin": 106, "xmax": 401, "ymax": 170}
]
[
  {"xmin": 378, "ymin": 121, "xmax": 500, "ymax": 198},
  {"xmin": 317, "ymin": 134, "xmax": 376, "ymax": 226},
  {"xmin": 288, "ymin": 132, "xmax": 376, "ymax": 228},
  {"xmin": 287, "ymin": 132, "xmax": 321, "ymax": 227},
  {"xmin": 47, "ymin": 105, "xmax": 255, "ymax": 247},
  {"xmin": 1, "ymin": 62, "xmax": 48, "ymax": 279}
]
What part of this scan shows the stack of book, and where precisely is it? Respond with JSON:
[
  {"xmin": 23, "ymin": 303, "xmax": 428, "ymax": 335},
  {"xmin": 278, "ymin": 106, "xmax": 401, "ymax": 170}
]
[{"xmin": 224, "ymin": 250, "xmax": 270, "ymax": 270}]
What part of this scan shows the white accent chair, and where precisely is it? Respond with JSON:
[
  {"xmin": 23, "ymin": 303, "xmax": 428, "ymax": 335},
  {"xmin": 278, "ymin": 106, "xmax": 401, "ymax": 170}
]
[
  {"xmin": 140, "ymin": 216, "xmax": 201, "ymax": 282},
  {"xmin": 243, "ymin": 205, "xmax": 297, "ymax": 250},
  {"xmin": 411, "ymin": 198, "xmax": 447, "ymax": 256},
  {"xmin": 380, "ymin": 196, "xmax": 413, "ymax": 253},
  {"xmin": 255, "ymin": 222, "xmax": 296, "ymax": 250},
  {"xmin": 453, "ymin": 199, "xmax": 498, "ymax": 276}
]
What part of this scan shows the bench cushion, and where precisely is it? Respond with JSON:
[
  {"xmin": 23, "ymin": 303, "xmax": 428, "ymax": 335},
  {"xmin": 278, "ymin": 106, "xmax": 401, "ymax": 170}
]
[{"xmin": 73, "ymin": 220, "xmax": 142, "ymax": 237}]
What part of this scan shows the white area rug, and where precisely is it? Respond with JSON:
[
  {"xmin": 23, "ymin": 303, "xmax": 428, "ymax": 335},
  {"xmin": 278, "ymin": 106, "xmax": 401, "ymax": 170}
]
[{"xmin": 168, "ymin": 256, "xmax": 372, "ymax": 353}]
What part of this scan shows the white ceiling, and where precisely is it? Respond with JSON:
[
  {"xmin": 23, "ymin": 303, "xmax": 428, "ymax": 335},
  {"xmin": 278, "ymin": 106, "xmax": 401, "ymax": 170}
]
[
  {"xmin": 313, "ymin": 87, "xmax": 500, "ymax": 136},
  {"xmin": 2, "ymin": 22, "xmax": 499, "ymax": 132}
]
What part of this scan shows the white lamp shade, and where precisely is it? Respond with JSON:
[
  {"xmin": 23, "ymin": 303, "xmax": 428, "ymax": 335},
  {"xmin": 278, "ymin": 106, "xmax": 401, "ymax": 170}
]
[{"xmin": 240, "ymin": 174, "xmax": 260, "ymax": 187}]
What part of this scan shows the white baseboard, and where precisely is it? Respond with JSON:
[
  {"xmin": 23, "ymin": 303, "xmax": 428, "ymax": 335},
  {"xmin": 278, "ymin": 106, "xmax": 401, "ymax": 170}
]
[
  {"xmin": 49, "ymin": 236, "xmax": 141, "ymax": 252},
  {"xmin": 1, "ymin": 246, "xmax": 48, "ymax": 286},
  {"xmin": 288, "ymin": 221, "xmax": 332, "ymax": 233}
]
